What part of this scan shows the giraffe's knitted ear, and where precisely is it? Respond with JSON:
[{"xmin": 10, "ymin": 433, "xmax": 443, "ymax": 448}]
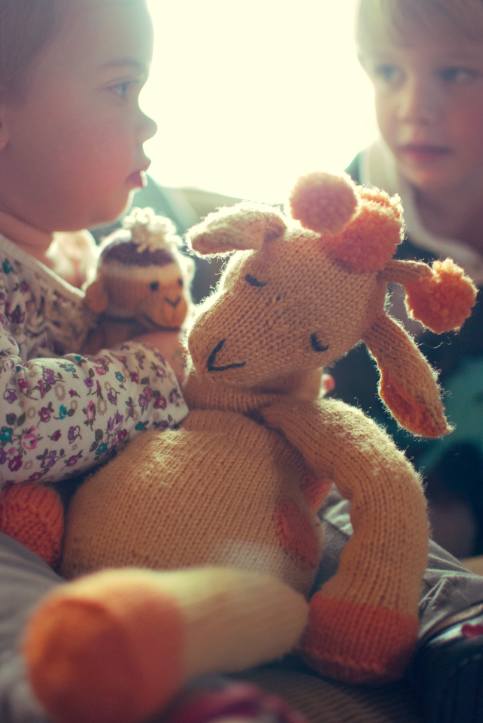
[
  {"xmin": 186, "ymin": 202, "xmax": 287, "ymax": 256},
  {"xmin": 362, "ymin": 314, "xmax": 450, "ymax": 438},
  {"xmin": 382, "ymin": 258, "xmax": 477, "ymax": 333},
  {"xmin": 84, "ymin": 278, "xmax": 109, "ymax": 314}
]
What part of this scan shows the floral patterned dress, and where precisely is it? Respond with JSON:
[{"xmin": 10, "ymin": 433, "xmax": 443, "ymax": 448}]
[{"xmin": 0, "ymin": 234, "xmax": 188, "ymax": 487}]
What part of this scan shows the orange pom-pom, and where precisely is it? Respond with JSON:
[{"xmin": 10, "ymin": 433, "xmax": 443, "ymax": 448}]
[
  {"xmin": 289, "ymin": 172, "xmax": 359, "ymax": 235},
  {"xmin": 356, "ymin": 186, "xmax": 404, "ymax": 221},
  {"xmin": 329, "ymin": 202, "xmax": 403, "ymax": 272},
  {"xmin": 405, "ymin": 258, "xmax": 477, "ymax": 333}
]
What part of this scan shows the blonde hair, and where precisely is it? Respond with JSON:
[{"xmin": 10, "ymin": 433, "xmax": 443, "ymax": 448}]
[
  {"xmin": 0, "ymin": 0, "xmax": 64, "ymax": 100},
  {"xmin": 357, "ymin": 0, "xmax": 483, "ymax": 49}
]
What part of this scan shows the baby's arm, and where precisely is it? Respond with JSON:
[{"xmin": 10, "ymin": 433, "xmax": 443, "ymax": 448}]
[
  {"xmin": 0, "ymin": 314, "xmax": 187, "ymax": 488},
  {"xmin": 132, "ymin": 330, "xmax": 187, "ymax": 385}
]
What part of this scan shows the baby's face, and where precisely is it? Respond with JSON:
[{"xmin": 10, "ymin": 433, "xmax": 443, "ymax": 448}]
[
  {"xmin": 0, "ymin": 0, "xmax": 157, "ymax": 233},
  {"xmin": 361, "ymin": 18, "xmax": 483, "ymax": 196}
]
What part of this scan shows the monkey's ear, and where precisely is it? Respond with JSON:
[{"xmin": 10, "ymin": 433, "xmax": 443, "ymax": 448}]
[{"xmin": 84, "ymin": 278, "xmax": 109, "ymax": 313}]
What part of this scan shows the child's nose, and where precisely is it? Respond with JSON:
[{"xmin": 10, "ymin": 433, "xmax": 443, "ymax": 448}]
[
  {"xmin": 138, "ymin": 111, "xmax": 158, "ymax": 144},
  {"xmin": 398, "ymin": 79, "xmax": 441, "ymax": 124}
]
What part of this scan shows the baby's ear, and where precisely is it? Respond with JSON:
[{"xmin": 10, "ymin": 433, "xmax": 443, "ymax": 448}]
[{"xmin": 84, "ymin": 278, "xmax": 109, "ymax": 314}]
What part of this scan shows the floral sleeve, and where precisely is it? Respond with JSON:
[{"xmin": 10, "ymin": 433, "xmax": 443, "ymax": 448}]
[{"xmin": 0, "ymin": 265, "xmax": 188, "ymax": 486}]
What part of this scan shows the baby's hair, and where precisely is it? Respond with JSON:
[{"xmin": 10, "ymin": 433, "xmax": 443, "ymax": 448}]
[
  {"xmin": 357, "ymin": 0, "xmax": 483, "ymax": 49},
  {"xmin": 0, "ymin": 0, "xmax": 65, "ymax": 100}
]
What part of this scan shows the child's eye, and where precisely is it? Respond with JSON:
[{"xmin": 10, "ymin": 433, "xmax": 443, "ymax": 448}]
[
  {"xmin": 110, "ymin": 81, "xmax": 134, "ymax": 98},
  {"xmin": 441, "ymin": 67, "xmax": 477, "ymax": 83},
  {"xmin": 374, "ymin": 64, "xmax": 404, "ymax": 86}
]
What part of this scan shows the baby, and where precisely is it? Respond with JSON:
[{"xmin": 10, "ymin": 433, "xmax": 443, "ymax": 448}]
[{"xmin": 0, "ymin": 4, "xmax": 313, "ymax": 723}]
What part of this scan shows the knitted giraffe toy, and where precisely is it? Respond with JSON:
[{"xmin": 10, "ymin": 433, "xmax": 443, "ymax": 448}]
[{"xmin": 22, "ymin": 172, "xmax": 476, "ymax": 723}]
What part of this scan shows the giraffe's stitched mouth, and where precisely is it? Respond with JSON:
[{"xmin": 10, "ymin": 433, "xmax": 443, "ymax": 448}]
[{"xmin": 207, "ymin": 339, "xmax": 246, "ymax": 372}]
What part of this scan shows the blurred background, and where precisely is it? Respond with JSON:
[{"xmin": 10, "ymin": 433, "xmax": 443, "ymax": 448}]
[{"xmin": 142, "ymin": 0, "xmax": 376, "ymax": 204}]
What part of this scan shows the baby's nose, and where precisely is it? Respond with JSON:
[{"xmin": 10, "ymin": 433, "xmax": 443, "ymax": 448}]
[{"xmin": 139, "ymin": 112, "xmax": 158, "ymax": 144}]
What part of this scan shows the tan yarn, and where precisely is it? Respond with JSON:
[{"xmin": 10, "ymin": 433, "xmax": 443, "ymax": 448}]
[{"xmin": 61, "ymin": 172, "xmax": 476, "ymax": 685}]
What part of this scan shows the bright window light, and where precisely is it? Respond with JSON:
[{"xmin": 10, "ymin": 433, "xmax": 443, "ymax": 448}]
[{"xmin": 143, "ymin": 0, "xmax": 377, "ymax": 203}]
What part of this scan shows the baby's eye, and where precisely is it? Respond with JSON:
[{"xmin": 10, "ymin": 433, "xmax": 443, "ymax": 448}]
[
  {"xmin": 110, "ymin": 81, "xmax": 134, "ymax": 98},
  {"xmin": 441, "ymin": 67, "xmax": 477, "ymax": 83},
  {"xmin": 150, "ymin": 281, "xmax": 159, "ymax": 292}
]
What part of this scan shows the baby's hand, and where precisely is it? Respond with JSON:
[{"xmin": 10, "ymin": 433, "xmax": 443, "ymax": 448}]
[
  {"xmin": 133, "ymin": 330, "xmax": 187, "ymax": 385},
  {"xmin": 47, "ymin": 231, "xmax": 98, "ymax": 289}
]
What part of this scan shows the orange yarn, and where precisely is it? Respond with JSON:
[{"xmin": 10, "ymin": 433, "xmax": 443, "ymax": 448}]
[
  {"xmin": 300, "ymin": 594, "xmax": 419, "ymax": 684},
  {"xmin": 405, "ymin": 258, "xmax": 477, "ymax": 333},
  {"xmin": 289, "ymin": 172, "xmax": 359, "ymax": 235},
  {"xmin": 24, "ymin": 570, "xmax": 185, "ymax": 723},
  {"xmin": 0, "ymin": 483, "xmax": 63, "ymax": 567},
  {"xmin": 300, "ymin": 470, "xmax": 333, "ymax": 512},
  {"xmin": 273, "ymin": 500, "xmax": 320, "ymax": 571},
  {"xmin": 357, "ymin": 185, "xmax": 404, "ymax": 219},
  {"xmin": 379, "ymin": 366, "xmax": 450, "ymax": 438},
  {"xmin": 329, "ymin": 202, "xmax": 403, "ymax": 272}
]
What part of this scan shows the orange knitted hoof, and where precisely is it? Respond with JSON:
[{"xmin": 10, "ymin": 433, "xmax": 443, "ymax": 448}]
[
  {"xmin": 299, "ymin": 593, "xmax": 418, "ymax": 684},
  {"xmin": 0, "ymin": 483, "xmax": 64, "ymax": 567},
  {"xmin": 23, "ymin": 570, "xmax": 185, "ymax": 723}
]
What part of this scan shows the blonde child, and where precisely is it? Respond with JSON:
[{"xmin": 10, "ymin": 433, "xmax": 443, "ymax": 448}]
[
  {"xmin": 330, "ymin": 0, "xmax": 483, "ymax": 560},
  {"xmin": 318, "ymin": 1, "xmax": 483, "ymax": 720}
]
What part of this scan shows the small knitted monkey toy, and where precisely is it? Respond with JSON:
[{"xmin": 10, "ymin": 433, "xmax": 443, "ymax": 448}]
[
  {"xmin": 20, "ymin": 173, "xmax": 477, "ymax": 723},
  {"xmin": 83, "ymin": 207, "xmax": 193, "ymax": 352}
]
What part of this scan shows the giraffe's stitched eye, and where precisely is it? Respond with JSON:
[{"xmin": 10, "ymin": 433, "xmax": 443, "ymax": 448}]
[
  {"xmin": 311, "ymin": 333, "xmax": 329, "ymax": 353},
  {"xmin": 245, "ymin": 274, "xmax": 267, "ymax": 288},
  {"xmin": 150, "ymin": 281, "xmax": 159, "ymax": 292}
]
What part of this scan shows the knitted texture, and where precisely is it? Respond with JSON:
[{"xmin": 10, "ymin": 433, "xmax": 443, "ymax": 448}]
[
  {"xmin": 24, "ymin": 568, "xmax": 308, "ymax": 723},
  {"xmin": 25, "ymin": 172, "xmax": 477, "ymax": 715},
  {"xmin": 83, "ymin": 208, "xmax": 193, "ymax": 353},
  {"xmin": 0, "ymin": 483, "xmax": 63, "ymax": 567}
]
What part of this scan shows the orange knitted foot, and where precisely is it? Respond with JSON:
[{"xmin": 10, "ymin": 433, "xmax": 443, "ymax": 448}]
[
  {"xmin": 23, "ymin": 568, "xmax": 309, "ymax": 723},
  {"xmin": 0, "ymin": 483, "xmax": 64, "ymax": 567},
  {"xmin": 24, "ymin": 569, "xmax": 186, "ymax": 723},
  {"xmin": 299, "ymin": 592, "xmax": 419, "ymax": 684}
]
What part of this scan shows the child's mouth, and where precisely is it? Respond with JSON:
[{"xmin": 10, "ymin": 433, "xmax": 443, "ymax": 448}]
[
  {"xmin": 398, "ymin": 144, "xmax": 452, "ymax": 163},
  {"xmin": 127, "ymin": 170, "xmax": 148, "ymax": 188}
]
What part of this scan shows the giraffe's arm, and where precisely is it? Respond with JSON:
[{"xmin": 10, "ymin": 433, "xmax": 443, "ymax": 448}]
[{"xmin": 262, "ymin": 398, "xmax": 428, "ymax": 683}]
